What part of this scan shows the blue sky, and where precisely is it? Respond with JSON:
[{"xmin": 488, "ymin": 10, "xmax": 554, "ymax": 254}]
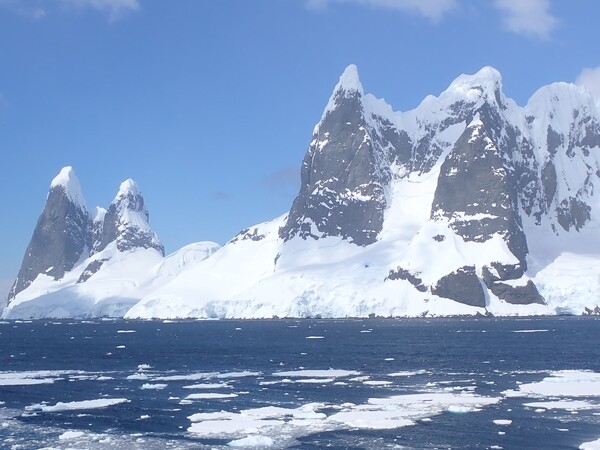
[{"xmin": 1, "ymin": 0, "xmax": 599, "ymax": 285}]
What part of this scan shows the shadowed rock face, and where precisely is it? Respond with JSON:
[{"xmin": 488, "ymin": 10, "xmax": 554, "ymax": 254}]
[
  {"xmin": 8, "ymin": 185, "xmax": 88, "ymax": 302},
  {"xmin": 429, "ymin": 118, "xmax": 541, "ymax": 306},
  {"xmin": 432, "ymin": 120, "xmax": 528, "ymax": 268},
  {"xmin": 431, "ymin": 266, "xmax": 486, "ymax": 308},
  {"xmin": 279, "ymin": 83, "xmax": 386, "ymax": 246},
  {"xmin": 93, "ymin": 180, "xmax": 164, "ymax": 256}
]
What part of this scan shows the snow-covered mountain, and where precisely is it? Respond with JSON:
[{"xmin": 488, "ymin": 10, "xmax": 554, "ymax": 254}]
[
  {"xmin": 3, "ymin": 168, "xmax": 219, "ymax": 318},
  {"xmin": 7, "ymin": 65, "xmax": 600, "ymax": 318}
]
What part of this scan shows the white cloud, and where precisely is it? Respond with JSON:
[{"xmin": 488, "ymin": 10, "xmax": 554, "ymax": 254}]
[
  {"xmin": 0, "ymin": 0, "xmax": 139, "ymax": 21},
  {"xmin": 305, "ymin": 0, "xmax": 458, "ymax": 22},
  {"xmin": 576, "ymin": 67, "xmax": 600, "ymax": 99},
  {"xmin": 61, "ymin": 0, "xmax": 140, "ymax": 22},
  {"xmin": 0, "ymin": 0, "xmax": 46, "ymax": 19},
  {"xmin": 493, "ymin": 0, "xmax": 558, "ymax": 39}
]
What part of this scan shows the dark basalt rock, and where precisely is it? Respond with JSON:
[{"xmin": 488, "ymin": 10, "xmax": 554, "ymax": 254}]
[
  {"xmin": 557, "ymin": 196, "xmax": 591, "ymax": 231},
  {"xmin": 8, "ymin": 184, "xmax": 88, "ymax": 302},
  {"xmin": 229, "ymin": 227, "xmax": 266, "ymax": 244},
  {"xmin": 482, "ymin": 262, "xmax": 525, "ymax": 285},
  {"xmin": 77, "ymin": 259, "xmax": 108, "ymax": 283},
  {"xmin": 541, "ymin": 161, "xmax": 557, "ymax": 211},
  {"xmin": 583, "ymin": 306, "xmax": 600, "ymax": 315},
  {"xmin": 431, "ymin": 266, "xmax": 486, "ymax": 308},
  {"xmin": 386, "ymin": 267, "xmax": 428, "ymax": 292},
  {"xmin": 487, "ymin": 280, "xmax": 545, "ymax": 305}
]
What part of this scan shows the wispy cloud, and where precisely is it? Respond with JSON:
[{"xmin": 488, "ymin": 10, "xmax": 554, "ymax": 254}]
[
  {"xmin": 576, "ymin": 67, "xmax": 600, "ymax": 99},
  {"xmin": 493, "ymin": 0, "xmax": 558, "ymax": 40},
  {"xmin": 0, "ymin": 0, "xmax": 46, "ymax": 19},
  {"xmin": 262, "ymin": 167, "xmax": 300, "ymax": 195},
  {"xmin": 0, "ymin": 0, "xmax": 140, "ymax": 22},
  {"xmin": 305, "ymin": 0, "xmax": 458, "ymax": 22},
  {"xmin": 213, "ymin": 191, "xmax": 232, "ymax": 201},
  {"xmin": 61, "ymin": 0, "xmax": 140, "ymax": 22}
]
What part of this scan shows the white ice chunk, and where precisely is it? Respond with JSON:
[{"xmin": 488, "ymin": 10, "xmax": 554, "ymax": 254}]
[
  {"xmin": 27, "ymin": 398, "xmax": 129, "ymax": 412},
  {"xmin": 504, "ymin": 371, "xmax": 600, "ymax": 398}
]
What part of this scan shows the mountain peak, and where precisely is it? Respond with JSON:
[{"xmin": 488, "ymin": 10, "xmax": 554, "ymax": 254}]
[
  {"xmin": 336, "ymin": 64, "xmax": 363, "ymax": 95},
  {"xmin": 320, "ymin": 64, "xmax": 365, "ymax": 122},
  {"xmin": 50, "ymin": 166, "xmax": 86, "ymax": 210},
  {"xmin": 112, "ymin": 178, "xmax": 146, "ymax": 214},
  {"xmin": 117, "ymin": 178, "xmax": 141, "ymax": 197},
  {"xmin": 93, "ymin": 178, "xmax": 164, "ymax": 256},
  {"xmin": 445, "ymin": 66, "xmax": 504, "ymax": 102}
]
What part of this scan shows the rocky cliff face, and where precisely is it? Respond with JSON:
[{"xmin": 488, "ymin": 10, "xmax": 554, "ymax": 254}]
[
  {"xmin": 8, "ymin": 167, "xmax": 88, "ymax": 302},
  {"xmin": 279, "ymin": 65, "xmax": 391, "ymax": 246}
]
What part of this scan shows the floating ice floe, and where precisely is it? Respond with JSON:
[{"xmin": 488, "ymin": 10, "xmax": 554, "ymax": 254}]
[
  {"xmin": 512, "ymin": 329, "xmax": 549, "ymax": 333},
  {"xmin": 228, "ymin": 435, "xmax": 274, "ymax": 447},
  {"xmin": 581, "ymin": 438, "xmax": 600, "ymax": 449},
  {"xmin": 0, "ymin": 370, "xmax": 81, "ymax": 386},
  {"xmin": 183, "ymin": 382, "xmax": 231, "ymax": 389},
  {"xmin": 154, "ymin": 372, "xmax": 217, "ymax": 382},
  {"xmin": 140, "ymin": 383, "xmax": 167, "ymax": 390},
  {"xmin": 503, "ymin": 370, "xmax": 600, "ymax": 398},
  {"xmin": 295, "ymin": 378, "xmax": 335, "ymax": 384},
  {"xmin": 185, "ymin": 393, "xmax": 238, "ymax": 400},
  {"xmin": 524, "ymin": 400, "xmax": 598, "ymax": 410},
  {"xmin": 187, "ymin": 392, "xmax": 500, "ymax": 442},
  {"xmin": 273, "ymin": 369, "xmax": 360, "ymax": 378},
  {"xmin": 388, "ymin": 370, "xmax": 430, "ymax": 377},
  {"xmin": 127, "ymin": 373, "xmax": 150, "ymax": 380},
  {"xmin": 216, "ymin": 371, "xmax": 261, "ymax": 379},
  {"xmin": 493, "ymin": 419, "xmax": 512, "ymax": 425},
  {"xmin": 26, "ymin": 398, "xmax": 129, "ymax": 412},
  {"xmin": 59, "ymin": 430, "xmax": 85, "ymax": 440}
]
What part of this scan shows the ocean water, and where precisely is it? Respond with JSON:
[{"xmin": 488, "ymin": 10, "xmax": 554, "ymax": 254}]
[{"xmin": 0, "ymin": 317, "xmax": 600, "ymax": 449}]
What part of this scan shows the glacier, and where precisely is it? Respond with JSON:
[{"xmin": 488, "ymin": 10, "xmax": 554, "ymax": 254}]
[{"xmin": 5, "ymin": 65, "xmax": 600, "ymax": 319}]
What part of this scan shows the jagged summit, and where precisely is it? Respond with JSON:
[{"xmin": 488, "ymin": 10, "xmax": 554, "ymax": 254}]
[
  {"xmin": 117, "ymin": 178, "xmax": 142, "ymax": 199},
  {"xmin": 335, "ymin": 64, "xmax": 363, "ymax": 95},
  {"xmin": 111, "ymin": 178, "xmax": 149, "ymax": 220},
  {"xmin": 94, "ymin": 178, "xmax": 163, "ymax": 255},
  {"xmin": 321, "ymin": 64, "xmax": 365, "ymax": 121},
  {"xmin": 447, "ymin": 66, "xmax": 502, "ymax": 94},
  {"xmin": 49, "ymin": 166, "xmax": 87, "ymax": 210}
]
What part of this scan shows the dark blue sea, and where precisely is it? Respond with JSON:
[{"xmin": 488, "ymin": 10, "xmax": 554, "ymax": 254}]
[{"xmin": 1, "ymin": 317, "xmax": 600, "ymax": 449}]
